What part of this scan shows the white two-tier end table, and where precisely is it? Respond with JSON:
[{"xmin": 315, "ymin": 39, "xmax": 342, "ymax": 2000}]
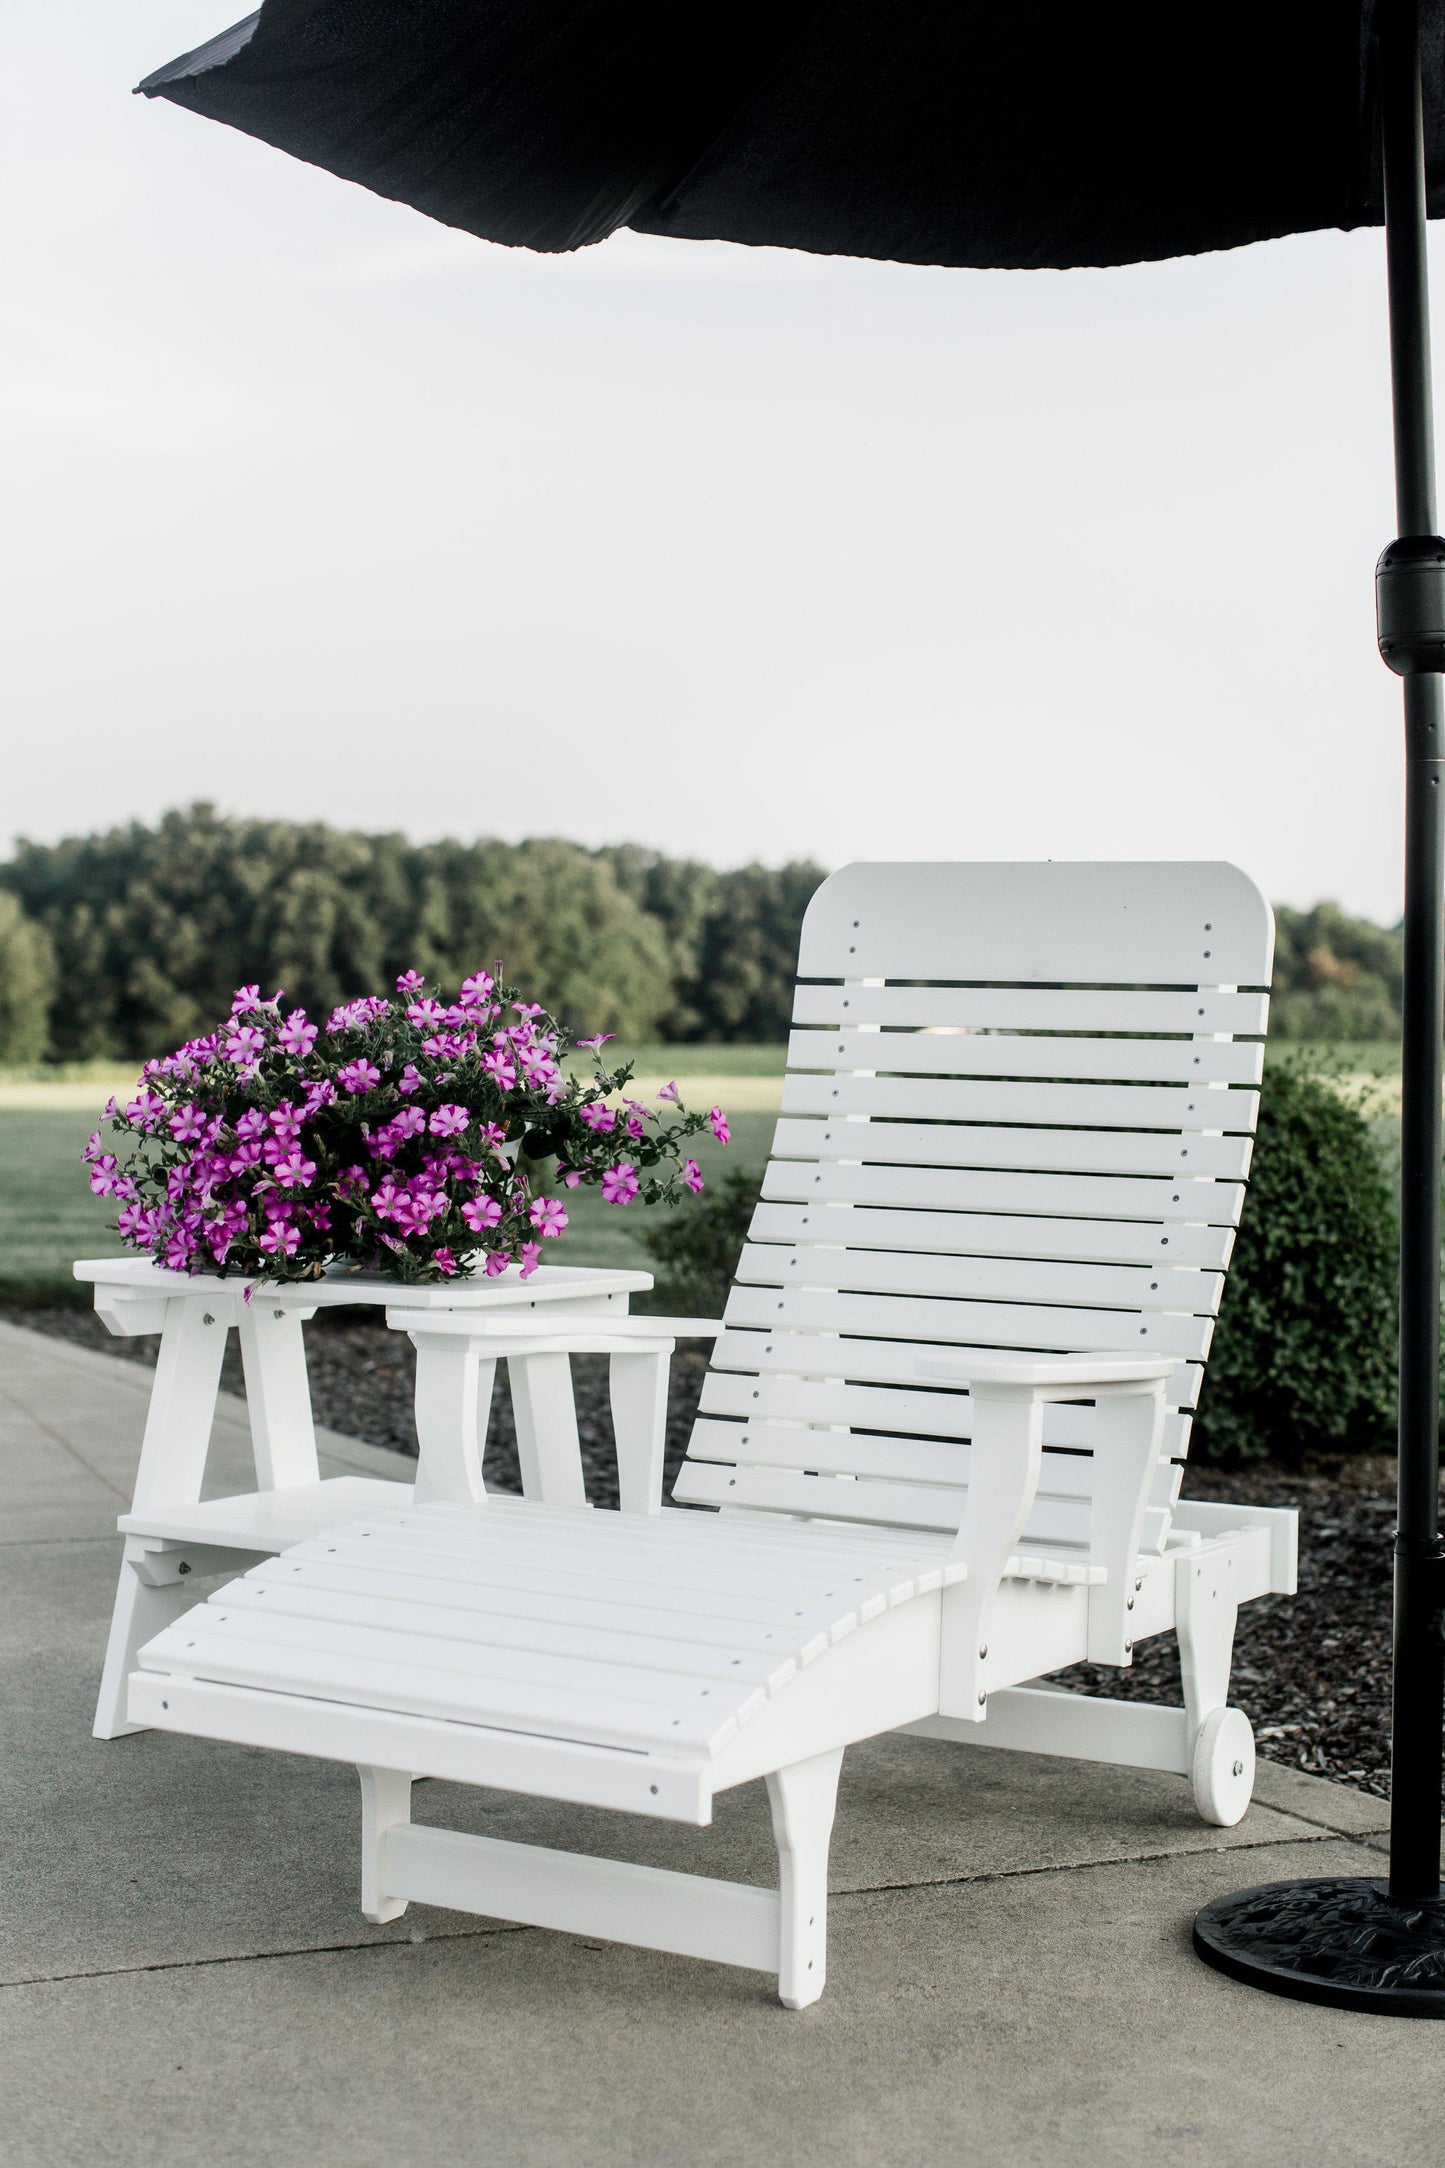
[{"xmin": 74, "ymin": 1255, "xmax": 653, "ymax": 1739}]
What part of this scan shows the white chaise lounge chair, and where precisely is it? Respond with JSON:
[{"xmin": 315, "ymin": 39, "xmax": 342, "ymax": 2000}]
[{"xmin": 128, "ymin": 861, "xmax": 1296, "ymax": 2006}]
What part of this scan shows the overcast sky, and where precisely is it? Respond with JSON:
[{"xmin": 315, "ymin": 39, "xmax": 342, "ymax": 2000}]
[{"xmin": 6, "ymin": 6, "xmax": 1443, "ymax": 919}]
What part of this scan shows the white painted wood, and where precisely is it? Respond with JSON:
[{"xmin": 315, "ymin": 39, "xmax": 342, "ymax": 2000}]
[
  {"xmin": 781, "ymin": 1071, "xmax": 1258, "ymax": 1135},
  {"xmin": 128, "ymin": 1297, "xmax": 234, "ymax": 1516},
  {"xmin": 94, "ymin": 1537, "xmax": 215, "ymax": 1741},
  {"xmin": 765, "ymin": 1749, "xmax": 843, "ymax": 2008},
  {"xmin": 910, "ymin": 1687, "xmax": 1191, "ymax": 1774},
  {"xmin": 786, "ymin": 1026, "xmax": 1265, "ymax": 1086},
  {"xmin": 110, "ymin": 862, "xmax": 1299, "ymax": 2005},
  {"xmin": 358, "ymin": 1767, "xmax": 413, "ymax": 1923},
  {"xmin": 711, "ymin": 1327, "xmax": 1203, "ymax": 1412},
  {"xmin": 386, "ymin": 1311, "xmax": 721, "ymax": 1341},
  {"xmin": 92, "ymin": 1258, "xmax": 640, "ymax": 1738},
  {"xmin": 698, "ymin": 1367, "xmax": 1192, "ymax": 1459},
  {"xmin": 724, "ymin": 1285, "xmax": 1214, "ymax": 1361},
  {"xmin": 760, "ymin": 1159, "xmax": 1244, "ymax": 1230},
  {"xmin": 792, "ymin": 981, "xmax": 1270, "ymax": 1037},
  {"xmin": 1083, "ymin": 1385, "xmax": 1167, "ymax": 1657},
  {"xmin": 1190, "ymin": 1707, "xmax": 1256, "ymax": 1827},
  {"xmin": 795, "ymin": 861, "xmax": 1272, "ymax": 986},
  {"xmin": 382, "ymin": 1823, "xmax": 781, "ymax": 1975},
  {"xmin": 1172, "ymin": 1498, "xmax": 1298, "ymax": 1594},
  {"xmin": 769, "ymin": 1116, "xmax": 1252, "ymax": 1182},
  {"xmin": 76, "ymin": 1255, "xmax": 653, "ymax": 1311},
  {"xmin": 236, "ymin": 1302, "xmax": 322, "ymax": 1491},
  {"xmin": 124, "ymin": 1670, "xmax": 713, "ymax": 1822},
  {"xmin": 508, "ymin": 1353, "xmax": 589, "ymax": 1508},
  {"xmin": 749, "ymin": 1199, "xmax": 1236, "ymax": 1270},
  {"xmin": 608, "ymin": 1350, "xmax": 671, "ymax": 1514},
  {"xmin": 937, "ymin": 1383, "xmax": 1045, "ymax": 1721},
  {"xmin": 410, "ymin": 1336, "xmax": 492, "ymax": 1506},
  {"xmin": 735, "ymin": 1240, "xmax": 1225, "ymax": 1316},
  {"xmin": 117, "ymin": 1475, "xmax": 412, "ymax": 1550}
]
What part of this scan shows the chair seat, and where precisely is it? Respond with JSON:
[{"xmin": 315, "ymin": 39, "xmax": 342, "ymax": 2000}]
[{"xmin": 135, "ymin": 1499, "xmax": 1101, "ymax": 1763}]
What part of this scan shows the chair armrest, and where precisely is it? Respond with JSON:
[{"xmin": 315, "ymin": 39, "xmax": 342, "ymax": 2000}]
[
  {"xmin": 919, "ymin": 1352, "xmax": 1175, "ymax": 1398},
  {"xmin": 386, "ymin": 1309, "xmax": 723, "ymax": 1354},
  {"xmin": 925, "ymin": 1351, "xmax": 1170, "ymax": 1668},
  {"xmin": 393, "ymin": 1313, "xmax": 722, "ymax": 1515}
]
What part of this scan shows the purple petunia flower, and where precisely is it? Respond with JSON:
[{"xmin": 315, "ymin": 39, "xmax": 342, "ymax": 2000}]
[
  {"xmin": 682, "ymin": 1159, "xmax": 705, "ymax": 1194},
  {"xmin": 272, "ymin": 1150, "xmax": 317, "ymax": 1190},
  {"xmin": 224, "ymin": 1024, "xmax": 266, "ymax": 1065},
  {"xmin": 277, "ymin": 1010, "xmax": 318, "ymax": 1058},
  {"xmin": 601, "ymin": 1163, "xmax": 639, "ymax": 1206},
  {"xmin": 482, "ymin": 1049, "xmax": 516, "ymax": 1091},
  {"xmin": 529, "ymin": 1197, "xmax": 567, "ymax": 1238},
  {"xmin": 338, "ymin": 1059, "xmax": 381, "ymax": 1094},
  {"xmin": 708, "ymin": 1106, "xmax": 730, "ymax": 1145}
]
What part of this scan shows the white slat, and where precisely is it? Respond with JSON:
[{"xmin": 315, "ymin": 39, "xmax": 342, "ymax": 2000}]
[
  {"xmin": 144, "ymin": 1621, "xmax": 748, "ymax": 1755},
  {"xmin": 769, "ymin": 1117, "xmax": 1252, "ymax": 1181},
  {"xmin": 791, "ymin": 984, "xmax": 1268, "ymax": 1035},
  {"xmin": 308, "ymin": 1519, "xmax": 916, "ymax": 1618},
  {"xmin": 781, "ymin": 1072, "xmax": 1258, "ymax": 1135},
  {"xmin": 708, "ymin": 1329, "xmax": 1205, "ymax": 1411},
  {"xmin": 749, "ymin": 1200, "xmax": 1235, "ymax": 1269},
  {"xmin": 723, "ymin": 1285, "xmax": 1214, "ymax": 1361},
  {"xmin": 697, "ymin": 1370, "xmax": 1193, "ymax": 1459},
  {"xmin": 786, "ymin": 1028, "xmax": 1264, "ymax": 1086},
  {"xmin": 248, "ymin": 1554, "xmax": 822, "ymax": 1661},
  {"xmin": 796, "ymin": 862, "xmax": 1272, "ymax": 986},
  {"xmin": 685, "ymin": 1419, "xmax": 1182, "ymax": 1516},
  {"xmin": 759, "ymin": 1159, "xmax": 1244, "ymax": 1232},
  {"xmin": 734, "ymin": 1241, "xmax": 1223, "ymax": 1316},
  {"xmin": 175, "ymin": 1600, "xmax": 744, "ymax": 1717},
  {"xmin": 221, "ymin": 1576, "xmax": 802, "ymax": 1693}
]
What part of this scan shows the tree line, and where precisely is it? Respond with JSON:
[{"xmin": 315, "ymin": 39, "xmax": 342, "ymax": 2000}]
[
  {"xmin": 0, "ymin": 806, "xmax": 824, "ymax": 1061},
  {"xmin": 0, "ymin": 805, "xmax": 1411, "ymax": 1062}
]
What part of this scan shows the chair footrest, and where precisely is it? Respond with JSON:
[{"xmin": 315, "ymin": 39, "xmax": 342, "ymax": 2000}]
[
  {"xmin": 383, "ymin": 1824, "xmax": 780, "ymax": 1973},
  {"xmin": 119, "ymin": 1477, "xmax": 414, "ymax": 1552}
]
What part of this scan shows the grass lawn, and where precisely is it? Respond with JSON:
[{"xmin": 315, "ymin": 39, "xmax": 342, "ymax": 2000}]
[{"xmin": 0, "ymin": 1052, "xmax": 784, "ymax": 1304}]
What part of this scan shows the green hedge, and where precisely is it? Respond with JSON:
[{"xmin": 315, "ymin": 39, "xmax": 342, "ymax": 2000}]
[{"xmin": 1192, "ymin": 1063, "xmax": 1398, "ymax": 1463}]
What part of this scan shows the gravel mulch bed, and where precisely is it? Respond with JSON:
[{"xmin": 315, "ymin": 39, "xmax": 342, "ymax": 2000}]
[{"xmin": 9, "ymin": 1303, "xmax": 1431, "ymax": 1803}]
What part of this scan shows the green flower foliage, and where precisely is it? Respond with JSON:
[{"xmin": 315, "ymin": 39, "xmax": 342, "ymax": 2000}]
[
  {"xmin": 641, "ymin": 1166, "xmax": 762, "ymax": 1316},
  {"xmin": 1193, "ymin": 1063, "xmax": 1398, "ymax": 1464}
]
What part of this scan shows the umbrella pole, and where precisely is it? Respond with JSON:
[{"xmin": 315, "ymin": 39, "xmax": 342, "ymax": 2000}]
[
  {"xmin": 1381, "ymin": 0, "xmax": 1445, "ymax": 1912},
  {"xmin": 1193, "ymin": 0, "xmax": 1445, "ymax": 2010}
]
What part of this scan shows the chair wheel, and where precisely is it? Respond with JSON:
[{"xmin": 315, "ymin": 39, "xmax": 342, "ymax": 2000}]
[{"xmin": 1191, "ymin": 1706, "xmax": 1255, "ymax": 1826}]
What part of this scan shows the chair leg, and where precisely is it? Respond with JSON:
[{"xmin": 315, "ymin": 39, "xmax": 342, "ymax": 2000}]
[
  {"xmin": 1176, "ymin": 1550, "xmax": 1254, "ymax": 1827},
  {"xmin": 765, "ymin": 1748, "xmax": 843, "ymax": 2009},
  {"xmin": 359, "ymin": 1767, "xmax": 414, "ymax": 1923},
  {"xmin": 93, "ymin": 1549, "xmax": 197, "ymax": 1740}
]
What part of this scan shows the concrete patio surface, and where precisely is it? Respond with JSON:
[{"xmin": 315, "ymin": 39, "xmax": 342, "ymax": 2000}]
[{"xmin": 1, "ymin": 1318, "xmax": 1438, "ymax": 2168}]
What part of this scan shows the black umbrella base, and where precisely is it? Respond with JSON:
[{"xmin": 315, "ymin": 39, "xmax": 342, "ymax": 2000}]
[{"xmin": 1194, "ymin": 1877, "xmax": 1445, "ymax": 2016}]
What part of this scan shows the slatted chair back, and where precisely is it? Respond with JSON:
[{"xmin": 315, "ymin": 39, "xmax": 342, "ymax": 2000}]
[{"xmin": 673, "ymin": 862, "xmax": 1273, "ymax": 1564}]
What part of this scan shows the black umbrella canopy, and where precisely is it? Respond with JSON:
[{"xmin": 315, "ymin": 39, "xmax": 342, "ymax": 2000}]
[
  {"xmin": 140, "ymin": 1, "xmax": 1445, "ymax": 2011},
  {"xmin": 143, "ymin": 1, "xmax": 1445, "ymax": 268}
]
